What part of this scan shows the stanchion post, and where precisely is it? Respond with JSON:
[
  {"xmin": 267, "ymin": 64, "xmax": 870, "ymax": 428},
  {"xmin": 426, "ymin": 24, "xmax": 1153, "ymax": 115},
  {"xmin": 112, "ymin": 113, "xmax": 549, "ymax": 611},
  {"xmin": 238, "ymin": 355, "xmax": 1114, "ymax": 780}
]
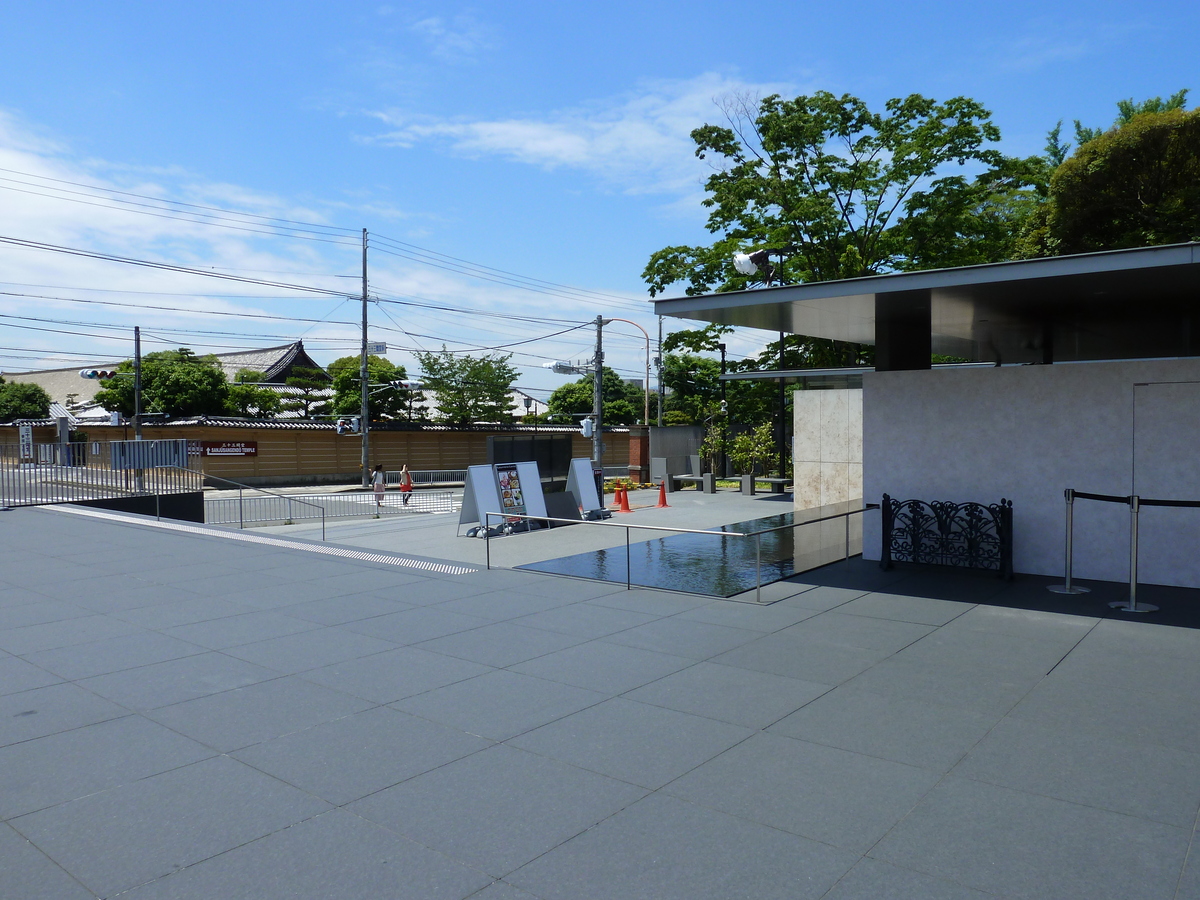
[
  {"xmin": 1049, "ymin": 488, "xmax": 1091, "ymax": 594},
  {"xmin": 626, "ymin": 526, "xmax": 631, "ymax": 591},
  {"xmin": 755, "ymin": 532, "xmax": 762, "ymax": 604},
  {"xmin": 485, "ymin": 513, "xmax": 491, "ymax": 570},
  {"xmin": 1110, "ymin": 494, "xmax": 1157, "ymax": 613}
]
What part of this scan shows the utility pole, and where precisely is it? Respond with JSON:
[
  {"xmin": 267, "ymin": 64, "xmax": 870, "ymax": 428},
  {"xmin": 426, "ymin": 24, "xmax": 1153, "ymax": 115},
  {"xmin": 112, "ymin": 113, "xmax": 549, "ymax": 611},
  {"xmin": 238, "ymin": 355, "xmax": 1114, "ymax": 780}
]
[
  {"xmin": 133, "ymin": 326, "xmax": 142, "ymax": 441},
  {"xmin": 656, "ymin": 315, "xmax": 663, "ymax": 427},
  {"xmin": 592, "ymin": 314, "xmax": 604, "ymax": 466},
  {"xmin": 360, "ymin": 229, "xmax": 370, "ymax": 489}
]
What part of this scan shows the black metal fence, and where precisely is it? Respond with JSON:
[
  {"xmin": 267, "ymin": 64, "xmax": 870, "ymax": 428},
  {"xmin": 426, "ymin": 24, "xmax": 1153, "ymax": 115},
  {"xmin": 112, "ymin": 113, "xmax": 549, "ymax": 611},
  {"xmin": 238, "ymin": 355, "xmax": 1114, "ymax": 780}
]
[
  {"xmin": 880, "ymin": 493, "xmax": 1013, "ymax": 578},
  {"xmin": 0, "ymin": 440, "xmax": 201, "ymax": 507}
]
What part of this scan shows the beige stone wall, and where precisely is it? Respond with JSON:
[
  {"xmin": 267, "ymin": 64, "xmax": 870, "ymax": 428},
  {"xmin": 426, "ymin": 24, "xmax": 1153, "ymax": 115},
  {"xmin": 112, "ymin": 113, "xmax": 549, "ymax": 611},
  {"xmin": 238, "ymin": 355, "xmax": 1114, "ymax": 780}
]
[{"xmin": 792, "ymin": 388, "xmax": 863, "ymax": 511}]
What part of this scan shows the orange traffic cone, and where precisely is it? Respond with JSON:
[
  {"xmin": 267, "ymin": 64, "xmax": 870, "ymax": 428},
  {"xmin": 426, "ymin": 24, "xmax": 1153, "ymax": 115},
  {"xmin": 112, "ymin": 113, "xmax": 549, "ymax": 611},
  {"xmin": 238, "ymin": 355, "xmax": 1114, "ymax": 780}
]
[
  {"xmin": 616, "ymin": 482, "xmax": 633, "ymax": 513},
  {"xmin": 656, "ymin": 480, "xmax": 669, "ymax": 508}
]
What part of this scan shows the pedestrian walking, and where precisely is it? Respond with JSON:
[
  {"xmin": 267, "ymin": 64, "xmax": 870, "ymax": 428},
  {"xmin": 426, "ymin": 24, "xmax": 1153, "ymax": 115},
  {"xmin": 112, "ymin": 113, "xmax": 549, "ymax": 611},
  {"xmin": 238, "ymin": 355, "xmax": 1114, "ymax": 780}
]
[
  {"xmin": 372, "ymin": 464, "xmax": 386, "ymax": 509},
  {"xmin": 398, "ymin": 463, "xmax": 413, "ymax": 506}
]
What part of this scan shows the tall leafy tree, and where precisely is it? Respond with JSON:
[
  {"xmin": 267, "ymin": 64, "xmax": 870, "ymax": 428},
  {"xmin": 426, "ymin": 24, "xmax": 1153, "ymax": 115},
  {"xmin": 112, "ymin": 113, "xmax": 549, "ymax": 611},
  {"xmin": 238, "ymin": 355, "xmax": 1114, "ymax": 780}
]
[
  {"xmin": 280, "ymin": 365, "xmax": 331, "ymax": 418},
  {"xmin": 1072, "ymin": 89, "xmax": 1189, "ymax": 148},
  {"xmin": 93, "ymin": 349, "xmax": 230, "ymax": 418},
  {"xmin": 327, "ymin": 355, "xmax": 419, "ymax": 420},
  {"xmin": 643, "ymin": 91, "xmax": 1006, "ymax": 296},
  {"xmin": 545, "ymin": 367, "xmax": 644, "ymax": 426},
  {"xmin": 414, "ymin": 348, "xmax": 518, "ymax": 425},
  {"xmin": 226, "ymin": 369, "xmax": 282, "ymax": 419},
  {"xmin": 0, "ymin": 382, "xmax": 52, "ymax": 422},
  {"xmin": 1049, "ymin": 105, "xmax": 1200, "ymax": 254}
]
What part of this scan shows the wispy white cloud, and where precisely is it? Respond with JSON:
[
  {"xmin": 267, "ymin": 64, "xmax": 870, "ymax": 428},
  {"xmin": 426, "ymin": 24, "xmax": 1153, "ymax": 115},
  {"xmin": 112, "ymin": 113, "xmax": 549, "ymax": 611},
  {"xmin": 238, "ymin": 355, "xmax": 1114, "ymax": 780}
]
[
  {"xmin": 363, "ymin": 72, "xmax": 801, "ymax": 196},
  {"xmin": 408, "ymin": 13, "xmax": 493, "ymax": 63}
]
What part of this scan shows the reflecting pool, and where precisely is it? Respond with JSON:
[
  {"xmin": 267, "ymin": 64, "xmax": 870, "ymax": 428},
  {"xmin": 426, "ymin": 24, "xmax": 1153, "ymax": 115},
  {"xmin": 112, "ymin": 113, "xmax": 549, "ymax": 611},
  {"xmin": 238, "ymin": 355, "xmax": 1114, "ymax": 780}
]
[{"xmin": 520, "ymin": 507, "xmax": 863, "ymax": 597}]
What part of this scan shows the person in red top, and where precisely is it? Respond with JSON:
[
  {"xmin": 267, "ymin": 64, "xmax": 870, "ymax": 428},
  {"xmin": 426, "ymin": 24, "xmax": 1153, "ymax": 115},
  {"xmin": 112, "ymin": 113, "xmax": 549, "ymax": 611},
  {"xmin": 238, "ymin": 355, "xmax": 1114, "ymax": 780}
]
[{"xmin": 398, "ymin": 464, "xmax": 413, "ymax": 506}]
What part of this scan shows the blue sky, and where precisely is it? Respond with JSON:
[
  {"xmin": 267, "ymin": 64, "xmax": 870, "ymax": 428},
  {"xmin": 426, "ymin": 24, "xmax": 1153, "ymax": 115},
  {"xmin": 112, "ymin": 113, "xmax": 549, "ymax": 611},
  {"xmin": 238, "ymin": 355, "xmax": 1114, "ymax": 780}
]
[{"xmin": 0, "ymin": 0, "xmax": 1195, "ymax": 397}]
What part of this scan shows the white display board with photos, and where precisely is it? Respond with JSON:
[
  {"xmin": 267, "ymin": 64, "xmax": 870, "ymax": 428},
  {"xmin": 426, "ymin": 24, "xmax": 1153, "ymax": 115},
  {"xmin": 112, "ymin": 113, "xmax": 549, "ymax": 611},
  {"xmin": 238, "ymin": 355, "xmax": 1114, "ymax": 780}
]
[{"xmin": 458, "ymin": 461, "xmax": 547, "ymax": 533}]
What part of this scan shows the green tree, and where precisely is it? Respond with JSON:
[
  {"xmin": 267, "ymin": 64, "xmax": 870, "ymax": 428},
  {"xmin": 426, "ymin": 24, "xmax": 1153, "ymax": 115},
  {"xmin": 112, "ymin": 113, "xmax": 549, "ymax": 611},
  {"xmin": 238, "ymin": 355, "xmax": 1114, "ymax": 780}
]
[
  {"xmin": 280, "ymin": 365, "xmax": 331, "ymax": 418},
  {"xmin": 414, "ymin": 348, "xmax": 518, "ymax": 425},
  {"xmin": 1072, "ymin": 89, "xmax": 1189, "ymax": 148},
  {"xmin": 0, "ymin": 382, "xmax": 52, "ymax": 422},
  {"xmin": 93, "ymin": 349, "xmax": 230, "ymax": 418},
  {"xmin": 1049, "ymin": 106, "xmax": 1200, "ymax": 254},
  {"xmin": 727, "ymin": 422, "xmax": 776, "ymax": 476},
  {"xmin": 546, "ymin": 367, "xmax": 644, "ymax": 426},
  {"xmin": 225, "ymin": 370, "xmax": 282, "ymax": 419},
  {"xmin": 642, "ymin": 91, "xmax": 1006, "ymax": 296},
  {"xmin": 327, "ymin": 355, "xmax": 418, "ymax": 420}
]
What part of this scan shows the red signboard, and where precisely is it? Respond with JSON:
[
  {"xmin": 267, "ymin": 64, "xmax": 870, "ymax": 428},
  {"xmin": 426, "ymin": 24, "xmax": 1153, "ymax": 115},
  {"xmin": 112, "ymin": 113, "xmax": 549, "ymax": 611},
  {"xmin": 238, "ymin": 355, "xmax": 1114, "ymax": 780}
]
[{"xmin": 201, "ymin": 441, "xmax": 258, "ymax": 457}]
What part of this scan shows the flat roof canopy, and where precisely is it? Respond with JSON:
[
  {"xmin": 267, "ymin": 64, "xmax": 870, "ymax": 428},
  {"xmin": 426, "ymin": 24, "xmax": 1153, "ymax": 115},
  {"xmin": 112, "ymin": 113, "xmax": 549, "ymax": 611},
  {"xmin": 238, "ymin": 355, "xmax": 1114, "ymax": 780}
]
[{"xmin": 653, "ymin": 243, "xmax": 1200, "ymax": 367}]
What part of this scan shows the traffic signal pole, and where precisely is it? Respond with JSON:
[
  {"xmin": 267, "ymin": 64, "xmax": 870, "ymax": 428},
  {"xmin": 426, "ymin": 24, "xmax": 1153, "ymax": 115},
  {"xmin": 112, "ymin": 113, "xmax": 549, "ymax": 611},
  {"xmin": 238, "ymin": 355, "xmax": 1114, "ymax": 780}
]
[
  {"xmin": 133, "ymin": 326, "xmax": 142, "ymax": 441},
  {"xmin": 592, "ymin": 314, "xmax": 603, "ymax": 466},
  {"xmin": 360, "ymin": 229, "xmax": 370, "ymax": 489}
]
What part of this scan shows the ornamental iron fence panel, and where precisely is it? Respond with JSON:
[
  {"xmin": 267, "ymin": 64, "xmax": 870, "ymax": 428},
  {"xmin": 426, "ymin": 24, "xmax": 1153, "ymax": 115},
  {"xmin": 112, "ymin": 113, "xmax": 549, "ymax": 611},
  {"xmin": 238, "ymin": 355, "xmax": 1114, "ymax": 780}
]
[{"xmin": 880, "ymin": 493, "xmax": 1013, "ymax": 579}]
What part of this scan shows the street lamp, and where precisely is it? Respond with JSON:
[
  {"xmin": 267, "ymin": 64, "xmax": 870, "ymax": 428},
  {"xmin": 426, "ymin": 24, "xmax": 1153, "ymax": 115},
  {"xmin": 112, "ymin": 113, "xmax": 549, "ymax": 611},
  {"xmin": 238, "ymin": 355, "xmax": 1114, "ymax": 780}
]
[{"xmin": 602, "ymin": 318, "xmax": 652, "ymax": 426}]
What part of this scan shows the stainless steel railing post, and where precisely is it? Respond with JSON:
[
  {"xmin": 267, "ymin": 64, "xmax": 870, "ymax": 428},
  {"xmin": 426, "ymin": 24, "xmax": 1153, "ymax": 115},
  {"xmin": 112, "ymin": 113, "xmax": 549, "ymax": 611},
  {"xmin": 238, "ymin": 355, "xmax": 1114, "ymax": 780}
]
[
  {"xmin": 626, "ymin": 526, "xmax": 631, "ymax": 591},
  {"xmin": 239, "ymin": 487, "xmax": 244, "ymax": 530},
  {"xmin": 1048, "ymin": 488, "xmax": 1090, "ymax": 594},
  {"xmin": 755, "ymin": 532, "xmax": 762, "ymax": 604},
  {"xmin": 1110, "ymin": 494, "xmax": 1157, "ymax": 613},
  {"xmin": 485, "ymin": 513, "xmax": 491, "ymax": 570}
]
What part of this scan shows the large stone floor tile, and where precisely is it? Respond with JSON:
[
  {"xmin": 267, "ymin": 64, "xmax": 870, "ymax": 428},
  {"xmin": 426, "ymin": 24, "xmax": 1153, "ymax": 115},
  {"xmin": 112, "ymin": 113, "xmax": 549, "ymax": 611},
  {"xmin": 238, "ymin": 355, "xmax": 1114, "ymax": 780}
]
[
  {"xmin": 415, "ymin": 622, "xmax": 585, "ymax": 668},
  {"xmin": 1048, "ymin": 638, "xmax": 1200, "ymax": 695},
  {"xmin": 510, "ymin": 641, "xmax": 695, "ymax": 695},
  {"xmin": 710, "ymin": 632, "xmax": 887, "ymax": 685},
  {"xmin": 10, "ymin": 755, "xmax": 329, "ymax": 898},
  {"xmin": 602, "ymin": 618, "xmax": 762, "ymax": 660},
  {"xmin": 394, "ymin": 670, "xmax": 606, "ymax": 741},
  {"xmin": 892, "ymin": 628, "xmax": 1073, "ymax": 675},
  {"xmin": 0, "ymin": 599, "xmax": 92, "ymax": 630},
  {"xmin": 676, "ymin": 597, "xmax": 822, "ymax": 632},
  {"xmin": 435, "ymin": 589, "xmax": 581, "ymax": 621},
  {"xmin": 844, "ymin": 657, "xmax": 1040, "ymax": 714},
  {"xmin": 221, "ymin": 625, "xmax": 397, "ymax": 674},
  {"xmin": 467, "ymin": 882, "xmax": 542, "ymax": 899},
  {"xmin": 822, "ymin": 857, "xmax": 995, "ymax": 900},
  {"xmin": 834, "ymin": 592, "xmax": 975, "ymax": 626},
  {"xmin": 514, "ymin": 576, "xmax": 627, "ymax": 602},
  {"xmin": 118, "ymin": 808, "xmax": 492, "ymax": 900},
  {"xmin": 586, "ymin": 589, "xmax": 713, "ymax": 616},
  {"xmin": 78, "ymin": 651, "xmax": 281, "ymax": 710},
  {"xmin": 781, "ymin": 611, "xmax": 935, "ymax": 651},
  {"xmin": 163, "ymin": 611, "xmax": 320, "ymax": 650},
  {"xmin": 937, "ymin": 604, "xmax": 1096, "ymax": 643},
  {"xmin": 348, "ymin": 744, "xmax": 646, "ymax": 877},
  {"xmin": 951, "ymin": 717, "xmax": 1200, "ymax": 827},
  {"xmin": 767, "ymin": 684, "xmax": 999, "ymax": 772},
  {"xmin": 508, "ymin": 793, "xmax": 856, "ymax": 900},
  {"xmin": 784, "ymin": 584, "xmax": 870, "ymax": 611},
  {"xmin": 25, "ymin": 630, "xmax": 205, "ymax": 680},
  {"xmin": 1007, "ymin": 675, "xmax": 1200, "ymax": 754},
  {"xmin": 664, "ymin": 732, "xmax": 939, "ymax": 853},
  {"xmin": 509, "ymin": 697, "xmax": 752, "ymax": 789},
  {"xmin": 0, "ymin": 714, "xmax": 214, "ymax": 819},
  {"xmin": 624, "ymin": 661, "xmax": 830, "ymax": 729},
  {"xmin": 0, "ymin": 683, "xmax": 129, "ymax": 749},
  {"xmin": 147, "ymin": 675, "xmax": 371, "ymax": 752},
  {"xmin": 0, "ymin": 822, "xmax": 94, "ymax": 900},
  {"xmin": 0, "ymin": 655, "xmax": 62, "ymax": 695},
  {"xmin": 276, "ymin": 592, "xmax": 411, "ymax": 625},
  {"xmin": 869, "ymin": 776, "xmax": 1190, "ymax": 900},
  {"xmin": 234, "ymin": 706, "xmax": 489, "ymax": 804},
  {"xmin": 342, "ymin": 606, "xmax": 493, "ymax": 644},
  {"xmin": 512, "ymin": 602, "xmax": 660, "ymax": 639},
  {"xmin": 1083, "ymin": 618, "xmax": 1200, "ymax": 661},
  {"xmin": 299, "ymin": 646, "xmax": 492, "ymax": 704},
  {"xmin": 115, "ymin": 596, "xmax": 258, "ymax": 630},
  {"xmin": 0, "ymin": 614, "xmax": 143, "ymax": 655}
]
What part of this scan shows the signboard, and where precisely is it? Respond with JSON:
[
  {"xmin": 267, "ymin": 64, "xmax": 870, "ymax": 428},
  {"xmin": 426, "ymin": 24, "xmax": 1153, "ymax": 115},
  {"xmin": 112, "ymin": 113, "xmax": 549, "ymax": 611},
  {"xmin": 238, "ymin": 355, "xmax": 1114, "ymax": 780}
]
[
  {"xmin": 366, "ymin": 341, "xmax": 387, "ymax": 354},
  {"xmin": 495, "ymin": 463, "xmax": 527, "ymax": 519},
  {"xmin": 18, "ymin": 425, "xmax": 33, "ymax": 461},
  {"xmin": 566, "ymin": 457, "xmax": 603, "ymax": 512},
  {"xmin": 201, "ymin": 441, "xmax": 258, "ymax": 457}
]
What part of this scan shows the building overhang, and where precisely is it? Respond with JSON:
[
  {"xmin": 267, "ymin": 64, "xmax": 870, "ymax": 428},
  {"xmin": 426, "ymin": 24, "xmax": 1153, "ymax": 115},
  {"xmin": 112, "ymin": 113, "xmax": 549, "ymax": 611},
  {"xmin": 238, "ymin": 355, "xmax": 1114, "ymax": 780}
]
[{"xmin": 653, "ymin": 243, "xmax": 1200, "ymax": 368}]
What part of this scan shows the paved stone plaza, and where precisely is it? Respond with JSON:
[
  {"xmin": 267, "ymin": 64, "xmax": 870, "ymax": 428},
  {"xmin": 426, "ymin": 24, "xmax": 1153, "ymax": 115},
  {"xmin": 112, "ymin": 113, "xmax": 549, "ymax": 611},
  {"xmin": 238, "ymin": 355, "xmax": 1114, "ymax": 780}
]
[{"xmin": 2, "ymin": 503, "xmax": 1199, "ymax": 899}]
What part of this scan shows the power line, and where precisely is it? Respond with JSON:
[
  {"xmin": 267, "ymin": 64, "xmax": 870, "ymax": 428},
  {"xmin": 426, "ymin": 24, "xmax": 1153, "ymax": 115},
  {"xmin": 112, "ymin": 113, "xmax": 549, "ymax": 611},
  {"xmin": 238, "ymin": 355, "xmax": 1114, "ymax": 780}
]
[{"xmin": 0, "ymin": 234, "xmax": 353, "ymax": 297}]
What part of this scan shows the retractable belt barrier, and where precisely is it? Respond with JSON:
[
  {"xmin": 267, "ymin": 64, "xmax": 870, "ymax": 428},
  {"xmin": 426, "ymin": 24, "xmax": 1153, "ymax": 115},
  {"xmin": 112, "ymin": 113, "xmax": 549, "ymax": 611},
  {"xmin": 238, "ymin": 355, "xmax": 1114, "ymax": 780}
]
[{"xmin": 1050, "ymin": 488, "xmax": 1200, "ymax": 613}]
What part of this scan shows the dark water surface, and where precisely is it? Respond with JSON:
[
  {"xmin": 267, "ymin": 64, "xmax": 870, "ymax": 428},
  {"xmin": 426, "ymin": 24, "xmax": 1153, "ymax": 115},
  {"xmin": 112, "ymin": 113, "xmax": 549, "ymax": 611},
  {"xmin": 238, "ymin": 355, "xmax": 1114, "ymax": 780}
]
[{"xmin": 519, "ymin": 511, "xmax": 817, "ymax": 597}]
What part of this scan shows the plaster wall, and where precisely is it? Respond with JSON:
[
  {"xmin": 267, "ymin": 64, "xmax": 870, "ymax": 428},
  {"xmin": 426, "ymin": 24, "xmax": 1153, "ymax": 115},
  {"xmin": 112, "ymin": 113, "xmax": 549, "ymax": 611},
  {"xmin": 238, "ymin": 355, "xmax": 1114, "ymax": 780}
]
[
  {"xmin": 863, "ymin": 358, "xmax": 1200, "ymax": 587},
  {"xmin": 793, "ymin": 388, "xmax": 863, "ymax": 511}
]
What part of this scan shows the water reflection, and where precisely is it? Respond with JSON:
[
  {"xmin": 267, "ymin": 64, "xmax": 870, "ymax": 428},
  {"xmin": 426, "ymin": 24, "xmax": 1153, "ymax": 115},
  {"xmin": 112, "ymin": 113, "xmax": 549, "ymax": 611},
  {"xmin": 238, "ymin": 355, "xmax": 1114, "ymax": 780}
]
[{"xmin": 520, "ymin": 508, "xmax": 863, "ymax": 597}]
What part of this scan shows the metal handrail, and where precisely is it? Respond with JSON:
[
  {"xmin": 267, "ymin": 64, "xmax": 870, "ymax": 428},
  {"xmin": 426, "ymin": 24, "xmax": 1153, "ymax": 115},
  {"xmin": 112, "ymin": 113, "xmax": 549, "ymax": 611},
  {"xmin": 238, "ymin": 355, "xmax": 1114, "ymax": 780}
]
[
  {"xmin": 482, "ymin": 504, "xmax": 876, "ymax": 603},
  {"xmin": 160, "ymin": 466, "xmax": 326, "ymax": 541}
]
